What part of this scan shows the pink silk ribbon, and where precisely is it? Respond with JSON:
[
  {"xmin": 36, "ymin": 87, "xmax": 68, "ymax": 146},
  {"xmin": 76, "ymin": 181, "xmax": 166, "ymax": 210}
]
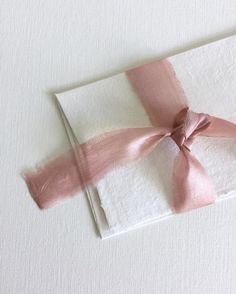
[{"xmin": 24, "ymin": 59, "xmax": 236, "ymax": 213}]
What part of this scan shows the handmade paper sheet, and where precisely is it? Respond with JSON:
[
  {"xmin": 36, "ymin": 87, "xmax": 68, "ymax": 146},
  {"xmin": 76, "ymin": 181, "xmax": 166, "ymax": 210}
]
[{"xmin": 55, "ymin": 36, "xmax": 236, "ymax": 238}]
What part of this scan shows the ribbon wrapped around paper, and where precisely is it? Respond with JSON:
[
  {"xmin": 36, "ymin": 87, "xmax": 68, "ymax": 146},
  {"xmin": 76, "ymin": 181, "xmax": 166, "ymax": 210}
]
[{"xmin": 24, "ymin": 59, "xmax": 236, "ymax": 213}]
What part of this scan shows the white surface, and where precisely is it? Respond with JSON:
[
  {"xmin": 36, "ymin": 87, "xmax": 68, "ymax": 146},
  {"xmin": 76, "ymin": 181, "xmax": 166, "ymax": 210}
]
[
  {"xmin": 57, "ymin": 37, "xmax": 236, "ymax": 238},
  {"xmin": 1, "ymin": 0, "xmax": 236, "ymax": 293}
]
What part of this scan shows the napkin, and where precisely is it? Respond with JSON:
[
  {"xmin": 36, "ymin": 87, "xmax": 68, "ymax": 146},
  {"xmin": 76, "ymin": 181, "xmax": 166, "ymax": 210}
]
[{"xmin": 56, "ymin": 36, "xmax": 236, "ymax": 238}]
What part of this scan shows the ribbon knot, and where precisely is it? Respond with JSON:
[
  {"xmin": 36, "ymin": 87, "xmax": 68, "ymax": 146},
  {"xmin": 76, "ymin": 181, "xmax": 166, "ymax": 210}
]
[{"xmin": 171, "ymin": 108, "xmax": 211, "ymax": 150}]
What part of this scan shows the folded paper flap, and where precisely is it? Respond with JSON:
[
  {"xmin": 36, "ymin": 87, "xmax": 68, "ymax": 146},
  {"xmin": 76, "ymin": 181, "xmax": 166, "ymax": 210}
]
[{"xmin": 56, "ymin": 73, "xmax": 152, "ymax": 143}]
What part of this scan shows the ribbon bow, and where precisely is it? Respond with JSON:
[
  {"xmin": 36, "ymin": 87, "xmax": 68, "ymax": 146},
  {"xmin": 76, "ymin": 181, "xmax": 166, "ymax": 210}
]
[{"xmin": 25, "ymin": 60, "xmax": 236, "ymax": 212}]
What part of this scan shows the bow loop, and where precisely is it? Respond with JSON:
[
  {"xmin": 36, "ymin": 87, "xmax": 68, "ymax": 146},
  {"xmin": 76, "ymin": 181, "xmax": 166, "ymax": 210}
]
[{"xmin": 171, "ymin": 108, "xmax": 211, "ymax": 150}]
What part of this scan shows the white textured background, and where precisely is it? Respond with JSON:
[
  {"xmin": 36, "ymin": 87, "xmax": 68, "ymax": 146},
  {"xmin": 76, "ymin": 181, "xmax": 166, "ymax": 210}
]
[{"xmin": 1, "ymin": 1, "xmax": 236, "ymax": 293}]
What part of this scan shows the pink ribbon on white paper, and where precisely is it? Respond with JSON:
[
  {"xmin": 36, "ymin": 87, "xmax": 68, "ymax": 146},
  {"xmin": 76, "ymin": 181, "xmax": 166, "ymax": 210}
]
[{"xmin": 24, "ymin": 59, "xmax": 236, "ymax": 212}]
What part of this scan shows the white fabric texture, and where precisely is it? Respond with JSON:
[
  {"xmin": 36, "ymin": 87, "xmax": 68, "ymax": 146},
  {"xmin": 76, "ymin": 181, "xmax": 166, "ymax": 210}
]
[{"xmin": 56, "ymin": 36, "xmax": 236, "ymax": 238}]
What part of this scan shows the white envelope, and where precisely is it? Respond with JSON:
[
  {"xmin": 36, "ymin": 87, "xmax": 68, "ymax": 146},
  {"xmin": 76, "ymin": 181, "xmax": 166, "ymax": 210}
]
[{"xmin": 56, "ymin": 36, "xmax": 236, "ymax": 238}]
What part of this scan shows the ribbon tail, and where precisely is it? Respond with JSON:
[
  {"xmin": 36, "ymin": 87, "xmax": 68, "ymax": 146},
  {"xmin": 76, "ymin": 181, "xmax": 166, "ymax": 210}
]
[
  {"xmin": 24, "ymin": 127, "xmax": 170, "ymax": 209},
  {"xmin": 200, "ymin": 116, "xmax": 236, "ymax": 138},
  {"xmin": 172, "ymin": 147, "xmax": 216, "ymax": 213}
]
